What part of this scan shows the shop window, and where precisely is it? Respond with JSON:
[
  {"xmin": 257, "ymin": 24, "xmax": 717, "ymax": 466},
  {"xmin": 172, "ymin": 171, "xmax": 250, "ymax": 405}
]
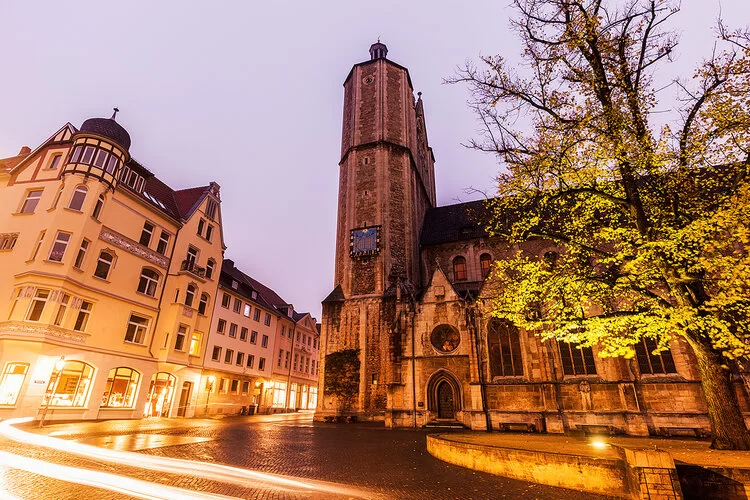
[
  {"xmin": 0, "ymin": 363, "xmax": 29, "ymax": 406},
  {"xmin": 100, "ymin": 367, "xmax": 140, "ymax": 408},
  {"xmin": 45, "ymin": 360, "xmax": 94, "ymax": 407}
]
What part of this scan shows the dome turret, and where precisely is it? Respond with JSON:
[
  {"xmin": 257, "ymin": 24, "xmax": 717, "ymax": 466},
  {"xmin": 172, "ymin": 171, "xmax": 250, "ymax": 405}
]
[{"xmin": 79, "ymin": 108, "xmax": 131, "ymax": 151}]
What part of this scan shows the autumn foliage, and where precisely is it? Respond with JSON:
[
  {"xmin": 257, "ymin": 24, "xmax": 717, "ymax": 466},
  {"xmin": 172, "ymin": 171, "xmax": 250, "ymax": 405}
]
[{"xmin": 452, "ymin": 0, "xmax": 750, "ymax": 448}]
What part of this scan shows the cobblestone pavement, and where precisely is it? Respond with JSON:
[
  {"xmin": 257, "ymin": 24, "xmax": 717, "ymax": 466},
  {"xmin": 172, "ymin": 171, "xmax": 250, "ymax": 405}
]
[{"xmin": 0, "ymin": 413, "xmax": 612, "ymax": 499}]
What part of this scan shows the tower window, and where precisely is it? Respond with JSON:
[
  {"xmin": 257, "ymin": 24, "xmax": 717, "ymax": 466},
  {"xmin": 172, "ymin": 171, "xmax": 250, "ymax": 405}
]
[
  {"xmin": 68, "ymin": 186, "xmax": 88, "ymax": 211},
  {"xmin": 92, "ymin": 195, "xmax": 105, "ymax": 220},
  {"xmin": 106, "ymin": 155, "xmax": 119, "ymax": 173},
  {"xmin": 81, "ymin": 146, "xmax": 96, "ymax": 164},
  {"xmin": 453, "ymin": 256, "xmax": 467, "ymax": 282},
  {"xmin": 94, "ymin": 149, "xmax": 109, "ymax": 169}
]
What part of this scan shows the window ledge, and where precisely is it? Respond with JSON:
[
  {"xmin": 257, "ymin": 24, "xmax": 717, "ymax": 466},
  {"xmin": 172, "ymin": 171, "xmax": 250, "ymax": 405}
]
[
  {"xmin": 72, "ymin": 266, "xmax": 84, "ymax": 273},
  {"xmin": 90, "ymin": 216, "xmax": 102, "ymax": 224},
  {"xmin": 63, "ymin": 207, "xmax": 83, "ymax": 214},
  {"xmin": 43, "ymin": 259, "xmax": 65, "ymax": 265},
  {"xmin": 123, "ymin": 341, "xmax": 147, "ymax": 347},
  {"xmin": 99, "ymin": 406, "xmax": 136, "ymax": 410},
  {"xmin": 135, "ymin": 291, "xmax": 158, "ymax": 300},
  {"xmin": 12, "ymin": 212, "xmax": 35, "ymax": 216},
  {"xmin": 92, "ymin": 275, "xmax": 111, "ymax": 283}
]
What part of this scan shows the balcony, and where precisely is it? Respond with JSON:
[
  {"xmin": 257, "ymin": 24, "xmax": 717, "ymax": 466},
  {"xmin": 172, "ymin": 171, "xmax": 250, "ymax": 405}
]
[{"xmin": 180, "ymin": 260, "xmax": 206, "ymax": 281}]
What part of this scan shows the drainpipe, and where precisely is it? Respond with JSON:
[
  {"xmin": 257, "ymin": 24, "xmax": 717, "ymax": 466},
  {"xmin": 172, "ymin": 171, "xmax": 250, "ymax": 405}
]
[
  {"xmin": 148, "ymin": 223, "xmax": 182, "ymax": 359},
  {"xmin": 410, "ymin": 309, "xmax": 417, "ymax": 429},
  {"xmin": 285, "ymin": 321, "xmax": 296, "ymax": 412}
]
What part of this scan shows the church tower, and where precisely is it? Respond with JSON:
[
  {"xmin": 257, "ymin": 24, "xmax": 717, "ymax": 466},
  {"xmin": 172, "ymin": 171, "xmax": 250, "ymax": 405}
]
[{"xmin": 317, "ymin": 42, "xmax": 436, "ymax": 421}]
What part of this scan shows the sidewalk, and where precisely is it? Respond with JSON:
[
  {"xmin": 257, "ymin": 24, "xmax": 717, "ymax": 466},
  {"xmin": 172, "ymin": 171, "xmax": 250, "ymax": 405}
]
[{"xmin": 427, "ymin": 431, "xmax": 750, "ymax": 499}]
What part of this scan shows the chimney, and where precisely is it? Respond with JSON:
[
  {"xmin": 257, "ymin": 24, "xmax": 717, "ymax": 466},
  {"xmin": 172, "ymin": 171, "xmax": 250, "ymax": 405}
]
[
  {"xmin": 224, "ymin": 259, "xmax": 234, "ymax": 269},
  {"xmin": 19, "ymin": 146, "xmax": 31, "ymax": 155}
]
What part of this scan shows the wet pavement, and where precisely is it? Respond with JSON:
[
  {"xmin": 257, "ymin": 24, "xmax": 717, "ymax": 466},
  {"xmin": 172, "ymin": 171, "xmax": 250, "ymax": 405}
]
[{"xmin": 0, "ymin": 413, "xmax": 611, "ymax": 499}]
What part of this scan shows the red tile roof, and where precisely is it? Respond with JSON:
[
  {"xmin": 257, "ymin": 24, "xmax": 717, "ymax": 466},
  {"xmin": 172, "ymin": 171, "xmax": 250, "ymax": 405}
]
[
  {"xmin": 173, "ymin": 186, "xmax": 209, "ymax": 219},
  {"xmin": 0, "ymin": 152, "xmax": 30, "ymax": 173}
]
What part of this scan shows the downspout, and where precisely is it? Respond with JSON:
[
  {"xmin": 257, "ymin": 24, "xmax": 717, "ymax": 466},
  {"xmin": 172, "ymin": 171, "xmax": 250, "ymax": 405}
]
[
  {"xmin": 411, "ymin": 310, "xmax": 417, "ymax": 428},
  {"xmin": 149, "ymin": 223, "xmax": 182, "ymax": 358},
  {"xmin": 285, "ymin": 321, "xmax": 296, "ymax": 412}
]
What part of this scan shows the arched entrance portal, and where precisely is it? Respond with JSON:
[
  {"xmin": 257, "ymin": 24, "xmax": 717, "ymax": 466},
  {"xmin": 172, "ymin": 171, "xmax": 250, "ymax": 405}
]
[
  {"xmin": 143, "ymin": 372, "xmax": 176, "ymax": 417},
  {"xmin": 426, "ymin": 370, "xmax": 462, "ymax": 421},
  {"xmin": 437, "ymin": 381, "xmax": 455, "ymax": 419}
]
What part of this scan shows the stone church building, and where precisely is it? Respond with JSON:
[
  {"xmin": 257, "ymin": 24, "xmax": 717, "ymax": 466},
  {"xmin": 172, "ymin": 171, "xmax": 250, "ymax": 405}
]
[{"xmin": 315, "ymin": 42, "xmax": 742, "ymax": 436}]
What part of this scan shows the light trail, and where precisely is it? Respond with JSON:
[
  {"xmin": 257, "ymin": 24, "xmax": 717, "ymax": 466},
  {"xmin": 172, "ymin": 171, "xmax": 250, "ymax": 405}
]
[
  {"xmin": 0, "ymin": 451, "xmax": 236, "ymax": 500},
  {"xmin": 0, "ymin": 417, "xmax": 374, "ymax": 499}
]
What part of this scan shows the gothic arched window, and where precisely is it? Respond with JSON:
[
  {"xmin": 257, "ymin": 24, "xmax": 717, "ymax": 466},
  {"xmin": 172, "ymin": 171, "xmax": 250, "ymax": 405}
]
[
  {"xmin": 453, "ymin": 256, "xmax": 467, "ymax": 282},
  {"xmin": 480, "ymin": 253, "xmax": 492, "ymax": 278},
  {"xmin": 488, "ymin": 319, "xmax": 524, "ymax": 377},
  {"xmin": 635, "ymin": 337, "xmax": 677, "ymax": 375}
]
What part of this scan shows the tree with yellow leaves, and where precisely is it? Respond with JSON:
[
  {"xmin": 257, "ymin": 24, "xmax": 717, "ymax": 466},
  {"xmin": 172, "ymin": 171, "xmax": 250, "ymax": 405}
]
[{"xmin": 451, "ymin": 0, "xmax": 750, "ymax": 449}]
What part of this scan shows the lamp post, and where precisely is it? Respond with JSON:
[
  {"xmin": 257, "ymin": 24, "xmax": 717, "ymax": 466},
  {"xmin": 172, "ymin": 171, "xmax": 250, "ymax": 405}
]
[
  {"xmin": 204, "ymin": 375, "xmax": 215, "ymax": 416},
  {"xmin": 39, "ymin": 356, "xmax": 66, "ymax": 428},
  {"xmin": 255, "ymin": 379, "xmax": 264, "ymax": 414}
]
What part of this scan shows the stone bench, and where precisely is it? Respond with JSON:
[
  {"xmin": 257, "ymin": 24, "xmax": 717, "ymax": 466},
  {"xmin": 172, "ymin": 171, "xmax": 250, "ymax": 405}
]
[
  {"xmin": 575, "ymin": 424, "xmax": 622, "ymax": 436},
  {"xmin": 497, "ymin": 422, "xmax": 537, "ymax": 433},
  {"xmin": 659, "ymin": 426, "xmax": 709, "ymax": 438},
  {"xmin": 323, "ymin": 415, "xmax": 358, "ymax": 423}
]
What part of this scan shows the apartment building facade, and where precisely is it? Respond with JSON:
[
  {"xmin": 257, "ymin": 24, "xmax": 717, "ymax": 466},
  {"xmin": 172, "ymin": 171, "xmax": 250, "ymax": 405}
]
[
  {"xmin": 0, "ymin": 114, "xmax": 224, "ymax": 422},
  {"xmin": 202, "ymin": 259, "xmax": 320, "ymax": 415}
]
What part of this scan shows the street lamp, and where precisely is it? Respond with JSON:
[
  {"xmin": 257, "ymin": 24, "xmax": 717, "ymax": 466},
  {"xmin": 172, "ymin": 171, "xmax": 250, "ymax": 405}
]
[
  {"xmin": 39, "ymin": 356, "xmax": 66, "ymax": 428},
  {"xmin": 204, "ymin": 375, "xmax": 216, "ymax": 416}
]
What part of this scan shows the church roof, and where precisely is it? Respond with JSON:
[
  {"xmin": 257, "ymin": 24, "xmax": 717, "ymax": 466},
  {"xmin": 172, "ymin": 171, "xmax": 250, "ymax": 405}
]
[{"xmin": 420, "ymin": 199, "xmax": 491, "ymax": 246}]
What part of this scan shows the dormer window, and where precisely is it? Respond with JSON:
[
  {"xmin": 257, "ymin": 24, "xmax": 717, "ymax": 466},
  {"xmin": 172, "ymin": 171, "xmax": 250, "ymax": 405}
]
[{"xmin": 231, "ymin": 280, "xmax": 238, "ymax": 290}]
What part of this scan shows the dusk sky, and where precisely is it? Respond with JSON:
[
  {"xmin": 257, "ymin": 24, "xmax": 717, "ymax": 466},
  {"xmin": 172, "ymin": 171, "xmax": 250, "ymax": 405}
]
[{"xmin": 0, "ymin": 1, "xmax": 745, "ymax": 319}]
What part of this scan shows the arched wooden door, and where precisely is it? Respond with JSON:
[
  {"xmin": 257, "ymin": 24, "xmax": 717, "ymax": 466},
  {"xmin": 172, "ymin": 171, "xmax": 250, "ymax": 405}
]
[{"xmin": 437, "ymin": 381, "xmax": 455, "ymax": 419}]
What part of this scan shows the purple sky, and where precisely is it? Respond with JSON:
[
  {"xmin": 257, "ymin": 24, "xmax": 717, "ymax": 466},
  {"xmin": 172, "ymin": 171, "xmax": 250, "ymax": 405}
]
[{"xmin": 0, "ymin": 1, "xmax": 746, "ymax": 319}]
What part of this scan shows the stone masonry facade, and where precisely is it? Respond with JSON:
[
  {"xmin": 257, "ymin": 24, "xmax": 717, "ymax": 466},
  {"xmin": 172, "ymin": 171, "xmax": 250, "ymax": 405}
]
[{"xmin": 314, "ymin": 42, "xmax": 750, "ymax": 436}]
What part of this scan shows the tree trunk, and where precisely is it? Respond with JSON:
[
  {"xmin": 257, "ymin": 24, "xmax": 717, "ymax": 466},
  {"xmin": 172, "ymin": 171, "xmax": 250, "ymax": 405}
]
[{"xmin": 686, "ymin": 333, "xmax": 750, "ymax": 450}]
